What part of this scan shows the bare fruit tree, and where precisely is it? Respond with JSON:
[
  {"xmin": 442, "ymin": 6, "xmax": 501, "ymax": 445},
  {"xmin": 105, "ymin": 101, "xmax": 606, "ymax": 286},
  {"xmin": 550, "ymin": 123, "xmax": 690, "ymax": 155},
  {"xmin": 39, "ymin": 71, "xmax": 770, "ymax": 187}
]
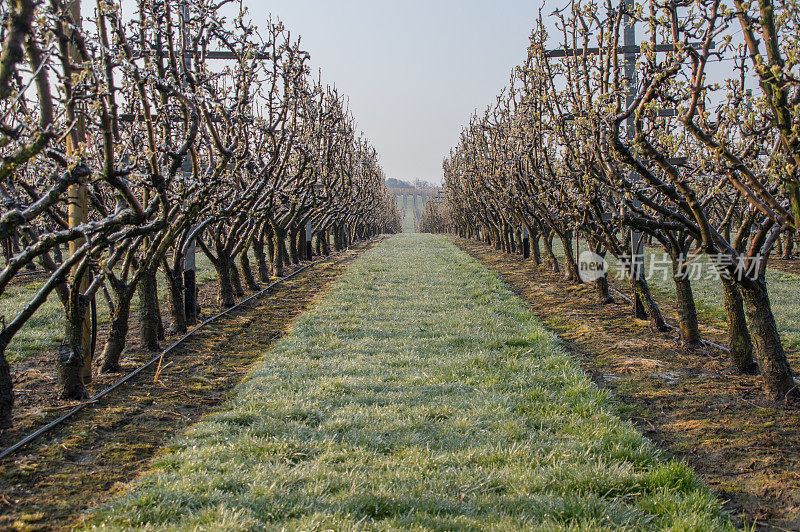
[
  {"xmin": 440, "ymin": 0, "xmax": 799, "ymax": 402},
  {"xmin": 0, "ymin": 0, "xmax": 399, "ymax": 429}
]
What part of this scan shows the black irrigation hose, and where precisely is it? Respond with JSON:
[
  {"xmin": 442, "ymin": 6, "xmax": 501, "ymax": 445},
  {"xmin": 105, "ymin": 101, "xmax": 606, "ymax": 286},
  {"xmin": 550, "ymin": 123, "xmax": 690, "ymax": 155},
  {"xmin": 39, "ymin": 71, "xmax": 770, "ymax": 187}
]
[
  {"xmin": 9, "ymin": 270, "xmax": 45, "ymax": 280},
  {"xmin": 0, "ymin": 249, "xmax": 352, "ymax": 462}
]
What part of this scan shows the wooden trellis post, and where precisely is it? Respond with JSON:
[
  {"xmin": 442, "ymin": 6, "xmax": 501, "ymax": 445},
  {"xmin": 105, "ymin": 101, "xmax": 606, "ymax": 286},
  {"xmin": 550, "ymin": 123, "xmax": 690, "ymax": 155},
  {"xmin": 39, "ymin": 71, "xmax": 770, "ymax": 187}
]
[
  {"xmin": 180, "ymin": 2, "xmax": 198, "ymax": 325},
  {"xmin": 304, "ymin": 220, "xmax": 313, "ymax": 261},
  {"xmin": 66, "ymin": 0, "xmax": 94, "ymax": 382},
  {"xmin": 522, "ymin": 226, "xmax": 530, "ymax": 259}
]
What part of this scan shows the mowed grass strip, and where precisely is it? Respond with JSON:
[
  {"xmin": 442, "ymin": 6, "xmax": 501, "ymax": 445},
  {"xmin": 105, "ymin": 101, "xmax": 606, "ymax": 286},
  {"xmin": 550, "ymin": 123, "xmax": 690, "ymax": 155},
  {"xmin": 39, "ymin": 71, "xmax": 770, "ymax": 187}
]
[
  {"xmin": 402, "ymin": 194, "xmax": 417, "ymax": 233},
  {"xmin": 88, "ymin": 234, "xmax": 731, "ymax": 531}
]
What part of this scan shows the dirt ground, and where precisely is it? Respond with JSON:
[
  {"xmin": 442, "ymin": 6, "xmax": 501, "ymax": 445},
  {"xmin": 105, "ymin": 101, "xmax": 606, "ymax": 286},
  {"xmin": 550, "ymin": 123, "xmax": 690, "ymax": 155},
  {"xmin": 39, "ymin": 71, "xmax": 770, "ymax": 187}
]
[
  {"xmin": 0, "ymin": 240, "xmax": 377, "ymax": 531},
  {"xmin": 768, "ymin": 257, "xmax": 800, "ymax": 278},
  {"xmin": 454, "ymin": 237, "xmax": 800, "ymax": 532}
]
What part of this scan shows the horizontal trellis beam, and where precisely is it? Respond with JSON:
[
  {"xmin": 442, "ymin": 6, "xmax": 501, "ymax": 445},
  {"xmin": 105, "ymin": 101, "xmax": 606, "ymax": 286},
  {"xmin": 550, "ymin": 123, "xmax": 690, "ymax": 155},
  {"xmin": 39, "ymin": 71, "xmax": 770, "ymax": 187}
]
[{"xmin": 545, "ymin": 42, "xmax": 712, "ymax": 58}]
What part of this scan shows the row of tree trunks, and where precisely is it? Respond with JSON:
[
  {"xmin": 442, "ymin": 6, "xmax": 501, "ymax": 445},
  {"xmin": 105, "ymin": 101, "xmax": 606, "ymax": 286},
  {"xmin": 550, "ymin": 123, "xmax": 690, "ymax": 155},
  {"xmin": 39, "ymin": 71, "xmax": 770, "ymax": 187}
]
[
  {"xmin": 99, "ymin": 225, "xmax": 339, "ymax": 377},
  {"xmin": 461, "ymin": 218, "xmax": 796, "ymax": 399}
]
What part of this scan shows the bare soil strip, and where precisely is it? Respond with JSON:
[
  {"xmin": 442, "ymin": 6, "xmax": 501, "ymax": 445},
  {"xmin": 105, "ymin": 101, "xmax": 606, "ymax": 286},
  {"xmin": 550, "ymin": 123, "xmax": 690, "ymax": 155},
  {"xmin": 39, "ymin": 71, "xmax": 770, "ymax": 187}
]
[
  {"xmin": 0, "ymin": 240, "xmax": 377, "ymax": 531},
  {"xmin": 453, "ymin": 237, "xmax": 800, "ymax": 531},
  {"xmin": 768, "ymin": 258, "xmax": 800, "ymax": 279}
]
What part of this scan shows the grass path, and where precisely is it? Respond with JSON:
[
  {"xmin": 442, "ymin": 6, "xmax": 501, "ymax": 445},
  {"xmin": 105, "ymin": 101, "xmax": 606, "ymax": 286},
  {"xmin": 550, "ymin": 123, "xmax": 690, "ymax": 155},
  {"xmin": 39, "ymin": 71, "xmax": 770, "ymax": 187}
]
[
  {"xmin": 89, "ymin": 234, "xmax": 731, "ymax": 530},
  {"xmin": 399, "ymin": 194, "xmax": 417, "ymax": 233}
]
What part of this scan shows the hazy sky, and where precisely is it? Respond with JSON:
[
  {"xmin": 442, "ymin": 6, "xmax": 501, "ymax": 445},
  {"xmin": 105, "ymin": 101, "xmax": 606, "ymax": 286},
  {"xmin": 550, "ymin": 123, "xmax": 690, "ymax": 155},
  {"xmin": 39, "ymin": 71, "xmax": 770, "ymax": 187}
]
[{"xmin": 255, "ymin": 1, "xmax": 550, "ymax": 184}]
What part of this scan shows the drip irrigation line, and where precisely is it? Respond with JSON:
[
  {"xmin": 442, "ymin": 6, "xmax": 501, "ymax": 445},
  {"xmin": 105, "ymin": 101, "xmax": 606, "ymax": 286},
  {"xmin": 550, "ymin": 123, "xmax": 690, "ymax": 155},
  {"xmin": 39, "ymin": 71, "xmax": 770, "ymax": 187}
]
[
  {"xmin": 610, "ymin": 287, "xmax": 633, "ymax": 304},
  {"xmin": 698, "ymin": 339, "xmax": 731, "ymax": 354},
  {"xmin": 9, "ymin": 270, "xmax": 45, "ymax": 280},
  {"xmin": 0, "ymin": 246, "xmax": 356, "ymax": 461}
]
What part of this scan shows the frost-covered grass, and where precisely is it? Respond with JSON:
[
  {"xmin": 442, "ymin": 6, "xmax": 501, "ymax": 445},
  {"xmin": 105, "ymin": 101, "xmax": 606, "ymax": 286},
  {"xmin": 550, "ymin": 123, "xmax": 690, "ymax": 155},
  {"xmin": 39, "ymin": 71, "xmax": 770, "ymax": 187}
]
[
  {"xmin": 551, "ymin": 239, "xmax": 800, "ymax": 349},
  {"xmin": 88, "ymin": 234, "xmax": 731, "ymax": 531}
]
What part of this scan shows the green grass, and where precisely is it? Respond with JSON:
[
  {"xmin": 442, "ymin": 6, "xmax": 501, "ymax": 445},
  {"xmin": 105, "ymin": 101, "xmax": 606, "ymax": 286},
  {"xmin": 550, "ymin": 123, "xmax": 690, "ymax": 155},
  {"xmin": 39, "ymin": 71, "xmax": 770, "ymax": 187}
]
[
  {"xmin": 0, "ymin": 278, "xmax": 66, "ymax": 360},
  {"xmin": 550, "ymin": 239, "xmax": 800, "ymax": 349},
  {"xmin": 87, "ymin": 234, "xmax": 731, "ymax": 531}
]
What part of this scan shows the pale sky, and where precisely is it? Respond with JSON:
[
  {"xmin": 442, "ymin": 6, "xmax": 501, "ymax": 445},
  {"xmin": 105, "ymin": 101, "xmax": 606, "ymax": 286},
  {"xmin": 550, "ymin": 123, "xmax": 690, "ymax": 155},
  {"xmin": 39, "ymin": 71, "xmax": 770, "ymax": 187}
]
[{"xmin": 255, "ymin": 1, "xmax": 551, "ymax": 184}]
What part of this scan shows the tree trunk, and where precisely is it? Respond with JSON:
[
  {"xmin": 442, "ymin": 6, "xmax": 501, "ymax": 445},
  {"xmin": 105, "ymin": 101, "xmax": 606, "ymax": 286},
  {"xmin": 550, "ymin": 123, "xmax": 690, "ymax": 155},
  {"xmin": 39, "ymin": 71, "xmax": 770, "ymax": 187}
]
[
  {"xmin": 790, "ymin": 182, "xmax": 800, "ymax": 250},
  {"xmin": 282, "ymin": 230, "xmax": 292, "ymax": 261},
  {"xmin": 0, "ymin": 341, "xmax": 13, "ymax": 428},
  {"xmin": 229, "ymin": 259, "xmax": 245, "ymax": 297},
  {"xmin": 138, "ymin": 268, "xmax": 160, "ymax": 351},
  {"xmin": 630, "ymin": 277, "xmax": 670, "ymax": 332},
  {"xmin": 542, "ymin": 233, "xmax": 560, "ymax": 273},
  {"xmin": 740, "ymin": 280, "xmax": 797, "ymax": 401},
  {"xmin": 531, "ymin": 231, "xmax": 542, "ymax": 266},
  {"xmin": 289, "ymin": 226, "xmax": 300, "ymax": 264},
  {"xmin": 215, "ymin": 255, "xmax": 237, "ymax": 307},
  {"xmin": 164, "ymin": 264, "xmax": 187, "ymax": 335},
  {"xmin": 272, "ymin": 224, "xmax": 287, "ymax": 276},
  {"xmin": 594, "ymin": 274, "xmax": 615, "ymax": 305},
  {"xmin": 588, "ymin": 243, "xmax": 613, "ymax": 303},
  {"xmin": 100, "ymin": 289, "xmax": 132, "ymax": 373},
  {"xmin": 297, "ymin": 226, "xmax": 307, "ymax": 261},
  {"xmin": 721, "ymin": 279, "xmax": 757, "ymax": 374},
  {"xmin": 632, "ymin": 293, "xmax": 647, "ymax": 320},
  {"xmin": 240, "ymin": 247, "xmax": 259, "ymax": 291},
  {"xmin": 54, "ymin": 243, "xmax": 64, "ymax": 264},
  {"xmin": 560, "ymin": 231, "xmax": 580, "ymax": 283},
  {"xmin": 783, "ymin": 231, "xmax": 794, "ymax": 260},
  {"xmin": 57, "ymin": 298, "xmax": 89, "ymax": 400},
  {"xmin": 622, "ymin": 254, "xmax": 648, "ymax": 320},
  {"xmin": 314, "ymin": 231, "xmax": 323, "ymax": 256},
  {"xmin": 266, "ymin": 226, "xmax": 276, "ymax": 268},
  {"xmin": 320, "ymin": 229, "xmax": 331, "ymax": 255},
  {"xmin": 333, "ymin": 225, "xmax": 342, "ymax": 252},
  {"xmin": 673, "ymin": 276, "xmax": 702, "ymax": 349},
  {"xmin": 253, "ymin": 237, "xmax": 271, "ymax": 282}
]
